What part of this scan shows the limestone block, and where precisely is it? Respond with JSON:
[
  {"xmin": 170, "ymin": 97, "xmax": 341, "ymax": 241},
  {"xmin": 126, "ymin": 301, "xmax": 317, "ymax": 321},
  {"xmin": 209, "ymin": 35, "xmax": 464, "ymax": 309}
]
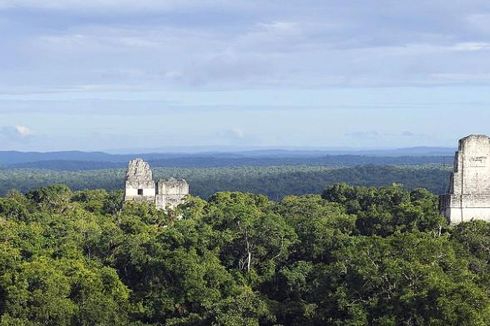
[
  {"xmin": 123, "ymin": 159, "xmax": 189, "ymax": 211},
  {"xmin": 124, "ymin": 158, "xmax": 156, "ymax": 201},
  {"xmin": 440, "ymin": 135, "xmax": 490, "ymax": 224},
  {"xmin": 157, "ymin": 178, "xmax": 189, "ymax": 196}
]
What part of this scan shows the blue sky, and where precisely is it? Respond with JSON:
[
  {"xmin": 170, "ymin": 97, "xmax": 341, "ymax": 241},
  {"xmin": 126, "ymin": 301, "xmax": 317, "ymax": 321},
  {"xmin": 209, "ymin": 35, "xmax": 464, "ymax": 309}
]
[{"xmin": 1, "ymin": 0, "xmax": 490, "ymax": 152}]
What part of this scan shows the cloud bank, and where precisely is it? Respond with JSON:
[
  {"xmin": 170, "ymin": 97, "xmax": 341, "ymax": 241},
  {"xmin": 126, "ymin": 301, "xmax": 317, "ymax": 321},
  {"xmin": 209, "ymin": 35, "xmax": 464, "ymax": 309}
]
[
  {"xmin": 2, "ymin": 0, "xmax": 490, "ymax": 93},
  {"xmin": 1, "ymin": 1, "xmax": 490, "ymax": 150}
]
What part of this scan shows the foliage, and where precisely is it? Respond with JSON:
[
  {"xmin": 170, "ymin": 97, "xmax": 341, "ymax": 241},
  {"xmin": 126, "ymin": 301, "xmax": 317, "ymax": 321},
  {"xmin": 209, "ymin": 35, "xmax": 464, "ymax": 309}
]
[
  {"xmin": 0, "ymin": 164, "xmax": 451, "ymax": 200},
  {"xmin": 0, "ymin": 183, "xmax": 489, "ymax": 325}
]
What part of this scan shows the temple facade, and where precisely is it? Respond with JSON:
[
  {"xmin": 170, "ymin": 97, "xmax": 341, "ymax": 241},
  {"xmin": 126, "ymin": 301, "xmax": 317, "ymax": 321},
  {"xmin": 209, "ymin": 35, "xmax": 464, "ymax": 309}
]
[
  {"xmin": 440, "ymin": 135, "xmax": 490, "ymax": 224},
  {"xmin": 124, "ymin": 158, "xmax": 189, "ymax": 210}
]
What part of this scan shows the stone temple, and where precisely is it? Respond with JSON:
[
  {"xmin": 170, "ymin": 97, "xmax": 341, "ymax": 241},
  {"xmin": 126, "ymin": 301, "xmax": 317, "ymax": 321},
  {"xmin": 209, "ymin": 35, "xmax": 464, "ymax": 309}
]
[
  {"xmin": 440, "ymin": 135, "xmax": 490, "ymax": 224},
  {"xmin": 124, "ymin": 159, "xmax": 189, "ymax": 210}
]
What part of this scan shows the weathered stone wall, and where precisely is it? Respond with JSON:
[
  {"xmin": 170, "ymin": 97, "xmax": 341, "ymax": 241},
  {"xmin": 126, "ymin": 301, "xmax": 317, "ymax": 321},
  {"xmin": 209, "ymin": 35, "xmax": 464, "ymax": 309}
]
[
  {"xmin": 157, "ymin": 178, "xmax": 189, "ymax": 196},
  {"xmin": 124, "ymin": 159, "xmax": 188, "ymax": 211},
  {"xmin": 156, "ymin": 178, "xmax": 189, "ymax": 210},
  {"xmin": 440, "ymin": 135, "xmax": 490, "ymax": 224},
  {"xmin": 124, "ymin": 159, "xmax": 156, "ymax": 202}
]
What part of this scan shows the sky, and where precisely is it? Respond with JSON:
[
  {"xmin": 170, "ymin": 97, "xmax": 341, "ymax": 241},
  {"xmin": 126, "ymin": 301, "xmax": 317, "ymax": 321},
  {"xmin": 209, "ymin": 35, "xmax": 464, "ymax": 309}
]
[{"xmin": 1, "ymin": 0, "xmax": 490, "ymax": 152}]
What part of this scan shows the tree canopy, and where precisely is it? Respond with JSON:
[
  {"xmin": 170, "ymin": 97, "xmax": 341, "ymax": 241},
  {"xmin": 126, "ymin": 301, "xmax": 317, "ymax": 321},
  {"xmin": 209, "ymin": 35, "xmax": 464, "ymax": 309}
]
[{"xmin": 0, "ymin": 183, "xmax": 489, "ymax": 325}]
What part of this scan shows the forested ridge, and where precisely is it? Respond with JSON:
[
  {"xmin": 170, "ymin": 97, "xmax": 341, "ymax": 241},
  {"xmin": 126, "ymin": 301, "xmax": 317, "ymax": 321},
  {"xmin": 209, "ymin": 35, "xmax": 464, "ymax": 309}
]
[
  {"xmin": 0, "ymin": 150, "xmax": 454, "ymax": 168},
  {"xmin": 0, "ymin": 164, "xmax": 451, "ymax": 200},
  {"xmin": 1, "ymin": 183, "xmax": 490, "ymax": 325},
  {"xmin": 3, "ymin": 155, "xmax": 453, "ymax": 170}
]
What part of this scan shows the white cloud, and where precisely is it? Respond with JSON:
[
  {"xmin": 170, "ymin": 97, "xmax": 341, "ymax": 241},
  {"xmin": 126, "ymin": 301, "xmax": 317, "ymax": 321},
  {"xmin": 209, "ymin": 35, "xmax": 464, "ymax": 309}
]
[
  {"xmin": 430, "ymin": 72, "xmax": 490, "ymax": 82},
  {"xmin": 15, "ymin": 125, "xmax": 32, "ymax": 137},
  {"xmin": 216, "ymin": 128, "xmax": 256, "ymax": 145},
  {"xmin": 3, "ymin": 0, "xmax": 490, "ymax": 91},
  {"xmin": 0, "ymin": 0, "xmax": 249, "ymax": 12},
  {"xmin": 256, "ymin": 21, "xmax": 301, "ymax": 35},
  {"xmin": 450, "ymin": 42, "xmax": 490, "ymax": 51},
  {"xmin": 0, "ymin": 124, "xmax": 34, "ymax": 142},
  {"xmin": 466, "ymin": 14, "xmax": 490, "ymax": 34},
  {"xmin": 221, "ymin": 128, "xmax": 245, "ymax": 139},
  {"xmin": 229, "ymin": 128, "xmax": 244, "ymax": 139}
]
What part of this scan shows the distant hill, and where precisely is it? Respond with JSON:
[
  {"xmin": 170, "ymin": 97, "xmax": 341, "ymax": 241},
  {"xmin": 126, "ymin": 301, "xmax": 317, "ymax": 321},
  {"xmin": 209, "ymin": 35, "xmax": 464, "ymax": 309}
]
[
  {"xmin": 0, "ymin": 147, "xmax": 455, "ymax": 165},
  {"xmin": 237, "ymin": 147, "xmax": 455, "ymax": 157},
  {"xmin": 0, "ymin": 155, "xmax": 454, "ymax": 171}
]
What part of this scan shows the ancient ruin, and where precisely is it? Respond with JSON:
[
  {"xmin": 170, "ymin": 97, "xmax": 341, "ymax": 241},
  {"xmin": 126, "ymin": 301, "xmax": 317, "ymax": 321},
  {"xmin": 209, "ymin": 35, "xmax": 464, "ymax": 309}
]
[
  {"xmin": 440, "ymin": 135, "xmax": 490, "ymax": 224},
  {"xmin": 124, "ymin": 158, "xmax": 189, "ymax": 210}
]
